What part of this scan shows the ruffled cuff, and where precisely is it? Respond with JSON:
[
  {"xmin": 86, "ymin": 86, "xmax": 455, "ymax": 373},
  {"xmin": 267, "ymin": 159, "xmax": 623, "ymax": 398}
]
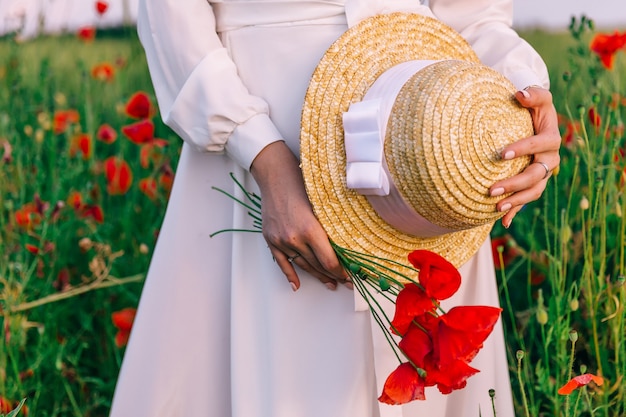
[{"xmin": 225, "ymin": 113, "xmax": 283, "ymax": 170}]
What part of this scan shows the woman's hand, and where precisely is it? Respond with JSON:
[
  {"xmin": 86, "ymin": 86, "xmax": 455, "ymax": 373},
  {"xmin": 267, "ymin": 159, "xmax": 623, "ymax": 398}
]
[
  {"xmin": 489, "ymin": 86, "xmax": 561, "ymax": 228},
  {"xmin": 250, "ymin": 141, "xmax": 349, "ymax": 291}
]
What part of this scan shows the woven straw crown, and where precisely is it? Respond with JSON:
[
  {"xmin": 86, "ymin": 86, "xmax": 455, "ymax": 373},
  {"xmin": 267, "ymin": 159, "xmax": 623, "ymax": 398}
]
[{"xmin": 300, "ymin": 12, "xmax": 533, "ymax": 272}]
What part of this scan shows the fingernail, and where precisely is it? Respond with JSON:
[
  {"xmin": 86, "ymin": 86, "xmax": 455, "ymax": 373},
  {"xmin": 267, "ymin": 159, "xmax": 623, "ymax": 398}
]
[
  {"xmin": 326, "ymin": 282, "xmax": 337, "ymax": 291},
  {"xmin": 503, "ymin": 151, "xmax": 515, "ymax": 160},
  {"xmin": 290, "ymin": 282, "xmax": 298, "ymax": 292},
  {"xmin": 500, "ymin": 203, "xmax": 512, "ymax": 212},
  {"xmin": 490, "ymin": 187, "xmax": 505, "ymax": 197},
  {"xmin": 519, "ymin": 89, "xmax": 530, "ymax": 98},
  {"xmin": 345, "ymin": 282, "xmax": 354, "ymax": 290},
  {"xmin": 504, "ymin": 219, "xmax": 512, "ymax": 229}
]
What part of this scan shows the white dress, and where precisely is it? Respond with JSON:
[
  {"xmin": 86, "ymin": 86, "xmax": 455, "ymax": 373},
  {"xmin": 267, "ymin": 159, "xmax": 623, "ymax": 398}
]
[{"xmin": 109, "ymin": 1, "xmax": 549, "ymax": 416}]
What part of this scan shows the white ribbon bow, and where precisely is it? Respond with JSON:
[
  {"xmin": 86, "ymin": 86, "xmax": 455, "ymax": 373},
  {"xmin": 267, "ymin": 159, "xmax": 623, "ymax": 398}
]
[{"xmin": 343, "ymin": 60, "xmax": 439, "ymax": 196}]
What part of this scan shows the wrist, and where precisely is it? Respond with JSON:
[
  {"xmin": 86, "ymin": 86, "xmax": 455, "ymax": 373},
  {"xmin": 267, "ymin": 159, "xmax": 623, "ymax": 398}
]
[{"xmin": 250, "ymin": 141, "xmax": 303, "ymax": 191}]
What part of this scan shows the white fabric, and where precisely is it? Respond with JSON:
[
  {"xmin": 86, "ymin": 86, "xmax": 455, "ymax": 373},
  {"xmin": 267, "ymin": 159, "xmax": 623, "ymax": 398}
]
[
  {"xmin": 343, "ymin": 60, "xmax": 437, "ymax": 196},
  {"xmin": 110, "ymin": 1, "xmax": 549, "ymax": 416},
  {"xmin": 343, "ymin": 99, "xmax": 390, "ymax": 195},
  {"xmin": 342, "ymin": 60, "xmax": 458, "ymax": 237}
]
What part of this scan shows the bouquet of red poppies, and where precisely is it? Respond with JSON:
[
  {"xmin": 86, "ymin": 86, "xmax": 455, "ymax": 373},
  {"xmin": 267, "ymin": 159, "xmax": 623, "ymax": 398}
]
[
  {"xmin": 333, "ymin": 245, "xmax": 502, "ymax": 404},
  {"xmin": 214, "ymin": 174, "xmax": 502, "ymax": 405}
]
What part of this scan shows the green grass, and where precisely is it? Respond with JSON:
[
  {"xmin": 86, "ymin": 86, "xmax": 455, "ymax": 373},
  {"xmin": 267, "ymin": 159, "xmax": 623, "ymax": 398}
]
[
  {"xmin": 0, "ymin": 21, "xmax": 625, "ymax": 416},
  {"xmin": 0, "ymin": 28, "xmax": 180, "ymax": 416}
]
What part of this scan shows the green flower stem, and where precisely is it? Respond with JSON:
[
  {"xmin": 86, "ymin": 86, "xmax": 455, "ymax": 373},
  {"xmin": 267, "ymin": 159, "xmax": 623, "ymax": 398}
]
[
  {"xmin": 62, "ymin": 377, "xmax": 84, "ymax": 417},
  {"xmin": 564, "ymin": 334, "xmax": 578, "ymax": 417},
  {"xmin": 516, "ymin": 351, "xmax": 531, "ymax": 417},
  {"xmin": 350, "ymin": 276, "xmax": 403, "ymax": 363},
  {"xmin": 209, "ymin": 228, "xmax": 262, "ymax": 238},
  {"xmin": 572, "ymin": 389, "xmax": 583, "ymax": 417},
  {"xmin": 211, "ymin": 186, "xmax": 261, "ymax": 216},
  {"xmin": 584, "ymin": 387, "xmax": 596, "ymax": 417}
]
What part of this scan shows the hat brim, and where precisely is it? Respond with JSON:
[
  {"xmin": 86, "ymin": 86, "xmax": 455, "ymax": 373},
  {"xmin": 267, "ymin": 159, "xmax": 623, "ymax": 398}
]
[{"xmin": 300, "ymin": 12, "xmax": 501, "ymax": 273}]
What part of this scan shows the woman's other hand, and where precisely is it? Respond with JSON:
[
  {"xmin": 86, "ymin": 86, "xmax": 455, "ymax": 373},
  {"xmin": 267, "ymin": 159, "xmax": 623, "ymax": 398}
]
[
  {"xmin": 250, "ymin": 141, "xmax": 349, "ymax": 292},
  {"xmin": 489, "ymin": 86, "xmax": 561, "ymax": 228}
]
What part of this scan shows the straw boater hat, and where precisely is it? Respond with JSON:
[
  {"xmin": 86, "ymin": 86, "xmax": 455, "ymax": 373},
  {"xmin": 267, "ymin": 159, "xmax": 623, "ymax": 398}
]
[{"xmin": 300, "ymin": 12, "xmax": 533, "ymax": 273}]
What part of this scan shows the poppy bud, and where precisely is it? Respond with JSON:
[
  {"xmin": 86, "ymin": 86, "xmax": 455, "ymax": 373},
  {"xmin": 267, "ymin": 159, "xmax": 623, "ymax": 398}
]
[
  {"xmin": 536, "ymin": 306, "xmax": 548, "ymax": 325},
  {"xmin": 560, "ymin": 224, "xmax": 572, "ymax": 244},
  {"xmin": 570, "ymin": 298, "xmax": 579, "ymax": 311},
  {"xmin": 592, "ymin": 93, "xmax": 601, "ymax": 104},
  {"xmin": 579, "ymin": 196, "xmax": 589, "ymax": 210}
]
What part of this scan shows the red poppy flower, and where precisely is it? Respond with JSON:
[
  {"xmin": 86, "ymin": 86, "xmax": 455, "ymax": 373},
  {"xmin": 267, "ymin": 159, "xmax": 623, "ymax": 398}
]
[
  {"xmin": 407, "ymin": 250, "xmax": 461, "ymax": 300},
  {"xmin": 561, "ymin": 119, "xmax": 581, "ymax": 148},
  {"xmin": 590, "ymin": 31, "xmax": 626, "ymax": 70},
  {"xmin": 0, "ymin": 397, "xmax": 13, "ymax": 414},
  {"xmin": 139, "ymin": 142, "xmax": 167, "ymax": 168},
  {"xmin": 67, "ymin": 191, "xmax": 83, "ymax": 209},
  {"xmin": 125, "ymin": 91, "xmax": 154, "ymax": 119},
  {"xmin": 14, "ymin": 202, "xmax": 42, "ymax": 229},
  {"xmin": 104, "ymin": 156, "xmax": 133, "ymax": 195},
  {"xmin": 530, "ymin": 270, "xmax": 546, "ymax": 286},
  {"xmin": 398, "ymin": 321, "xmax": 434, "ymax": 368},
  {"xmin": 557, "ymin": 373, "xmax": 604, "ymax": 395},
  {"xmin": 122, "ymin": 119, "xmax": 155, "ymax": 144},
  {"xmin": 66, "ymin": 191, "xmax": 104, "ymax": 222},
  {"xmin": 588, "ymin": 107, "xmax": 602, "ymax": 127},
  {"xmin": 111, "ymin": 308, "xmax": 137, "ymax": 347},
  {"xmin": 25, "ymin": 244, "xmax": 39, "ymax": 255},
  {"xmin": 53, "ymin": 268, "xmax": 71, "ymax": 292},
  {"xmin": 96, "ymin": 123, "xmax": 117, "ymax": 144},
  {"xmin": 69, "ymin": 133, "xmax": 93, "ymax": 159},
  {"xmin": 53, "ymin": 109, "xmax": 80, "ymax": 135},
  {"xmin": 435, "ymin": 306, "xmax": 502, "ymax": 366},
  {"xmin": 379, "ymin": 362, "xmax": 426, "ymax": 404},
  {"xmin": 425, "ymin": 358, "xmax": 479, "ymax": 395},
  {"xmin": 390, "ymin": 283, "xmax": 436, "ymax": 336},
  {"xmin": 77, "ymin": 26, "xmax": 96, "ymax": 42},
  {"xmin": 491, "ymin": 235, "xmax": 522, "ymax": 269},
  {"xmin": 139, "ymin": 178, "xmax": 158, "ymax": 200},
  {"xmin": 80, "ymin": 204, "xmax": 105, "ymax": 223},
  {"xmin": 91, "ymin": 63, "xmax": 115, "ymax": 82},
  {"xmin": 159, "ymin": 167, "xmax": 174, "ymax": 193},
  {"xmin": 95, "ymin": 0, "xmax": 109, "ymax": 15}
]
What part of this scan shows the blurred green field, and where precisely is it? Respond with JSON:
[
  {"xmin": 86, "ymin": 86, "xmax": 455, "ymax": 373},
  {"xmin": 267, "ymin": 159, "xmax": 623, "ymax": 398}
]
[{"xmin": 1, "ymin": 22, "xmax": 625, "ymax": 417}]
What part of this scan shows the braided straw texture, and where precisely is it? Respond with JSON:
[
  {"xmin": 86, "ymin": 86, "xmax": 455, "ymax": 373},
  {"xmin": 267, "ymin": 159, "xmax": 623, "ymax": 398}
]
[
  {"xmin": 300, "ymin": 12, "xmax": 531, "ymax": 273},
  {"xmin": 386, "ymin": 60, "xmax": 533, "ymax": 230}
]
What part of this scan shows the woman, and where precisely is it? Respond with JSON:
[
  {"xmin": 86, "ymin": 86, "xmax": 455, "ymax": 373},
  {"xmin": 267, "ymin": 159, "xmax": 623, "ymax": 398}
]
[{"xmin": 109, "ymin": 1, "xmax": 560, "ymax": 416}]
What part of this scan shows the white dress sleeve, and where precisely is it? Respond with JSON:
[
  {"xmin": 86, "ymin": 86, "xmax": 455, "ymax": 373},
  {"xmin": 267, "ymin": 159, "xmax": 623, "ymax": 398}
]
[
  {"xmin": 137, "ymin": 0, "xmax": 283, "ymax": 169},
  {"xmin": 429, "ymin": 0, "xmax": 550, "ymax": 90}
]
